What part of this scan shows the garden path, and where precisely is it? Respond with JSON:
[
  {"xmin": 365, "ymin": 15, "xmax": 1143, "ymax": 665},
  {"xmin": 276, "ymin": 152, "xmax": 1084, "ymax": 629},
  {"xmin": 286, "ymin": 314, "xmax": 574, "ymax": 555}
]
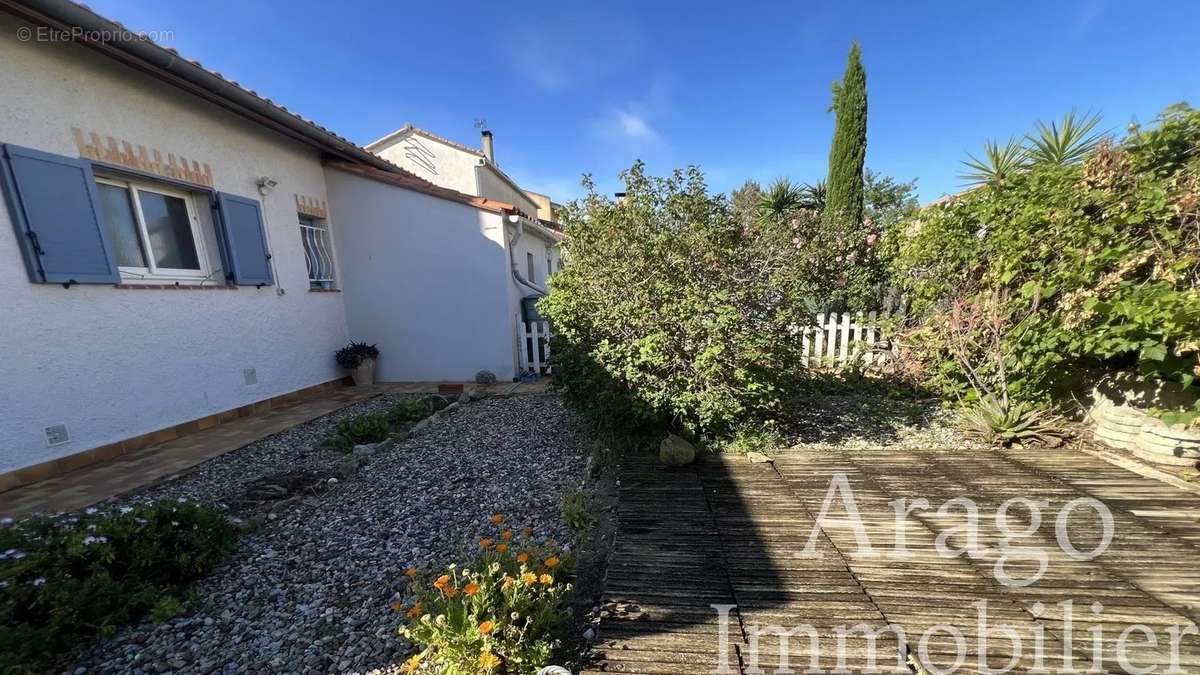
[{"xmin": 590, "ymin": 445, "xmax": 1200, "ymax": 674}]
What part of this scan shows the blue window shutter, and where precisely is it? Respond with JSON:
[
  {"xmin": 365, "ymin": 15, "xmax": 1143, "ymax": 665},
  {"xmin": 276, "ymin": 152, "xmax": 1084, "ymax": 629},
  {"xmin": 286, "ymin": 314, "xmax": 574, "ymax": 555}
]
[
  {"xmin": 0, "ymin": 144, "xmax": 119, "ymax": 284},
  {"xmin": 216, "ymin": 192, "xmax": 273, "ymax": 286}
]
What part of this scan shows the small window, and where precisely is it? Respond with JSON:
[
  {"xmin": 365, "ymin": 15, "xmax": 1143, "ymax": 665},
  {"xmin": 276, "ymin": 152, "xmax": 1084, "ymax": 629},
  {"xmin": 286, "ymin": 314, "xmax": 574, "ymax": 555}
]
[
  {"xmin": 546, "ymin": 256, "xmax": 552, "ymax": 277},
  {"xmin": 299, "ymin": 215, "xmax": 336, "ymax": 289},
  {"xmin": 95, "ymin": 175, "xmax": 210, "ymax": 281},
  {"xmin": 526, "ymin": 251, "xmax": 535, "ymax": 283}
]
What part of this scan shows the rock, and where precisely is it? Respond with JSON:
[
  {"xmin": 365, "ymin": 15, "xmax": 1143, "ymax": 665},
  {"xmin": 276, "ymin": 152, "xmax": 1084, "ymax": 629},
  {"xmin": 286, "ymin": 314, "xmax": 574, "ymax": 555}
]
[
  {"xmin": 327, "ymin": 478, "xmax": 339, "ymax": 484},
  {"xmin": 351, "ymin": 443, "xmax": 378, "ymax": 457},
  {"xmin": 458, "ymin": 392, "xmax": 471, "ymax": 405},
  {"xmin": 746, "ymin": 452, "xmax": 773, "ymax": 464},
  {"xmin": 336, "ymin": 458, "xmax": 360, "ymax": 480},
  {"xmin": 583, "ymin": 627, "xmax": 596, "ymax": 640},
  {"xmin": 474, "ymin": 370, "xmax": 497, "ymax": 385},
  {"xmin": 659, "ymin": 434, "xmax": 696, "ymax": 466},
  {"xmin": 424, "ymin": 395, "xmax": 450, "ymax": 412}
]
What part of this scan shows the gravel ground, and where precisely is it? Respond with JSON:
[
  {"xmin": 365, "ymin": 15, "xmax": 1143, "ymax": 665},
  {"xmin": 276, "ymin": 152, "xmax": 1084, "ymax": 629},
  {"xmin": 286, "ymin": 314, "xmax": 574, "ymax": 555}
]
[
  {"xmin": 779, "ymin": 392, "xmax": 968, "ymax": 452},
  {"xmin": 68, "ymin": 393, "xmax": 589, "ymax": 675},
  {"xmin": 119, "ymin": 394, "xmax": 424, "ymax": 510}
]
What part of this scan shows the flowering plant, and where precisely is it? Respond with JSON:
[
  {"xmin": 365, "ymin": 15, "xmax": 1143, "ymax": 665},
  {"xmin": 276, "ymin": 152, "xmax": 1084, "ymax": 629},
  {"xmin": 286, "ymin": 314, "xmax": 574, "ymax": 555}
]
[
  {"xmin": 0, "ymin": 500, "xmax": 236, "ymax": 670},
  {"xmin": 397, "ymin": 516, "xmax": 572, "ymax": 674}
]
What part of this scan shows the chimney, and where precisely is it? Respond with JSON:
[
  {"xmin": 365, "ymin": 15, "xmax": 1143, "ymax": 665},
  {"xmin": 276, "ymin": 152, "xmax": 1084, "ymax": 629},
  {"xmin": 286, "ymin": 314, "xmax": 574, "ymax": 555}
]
[{"xmin": 481, "ymin": 130, "xmax": 494, "ymax": 164}]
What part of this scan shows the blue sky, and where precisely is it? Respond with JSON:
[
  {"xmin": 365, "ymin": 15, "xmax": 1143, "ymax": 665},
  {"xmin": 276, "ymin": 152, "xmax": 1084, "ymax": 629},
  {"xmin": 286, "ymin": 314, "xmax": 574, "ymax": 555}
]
[{"xmin": 91, "ymin": 0, "xmax": 1199, "ymax": 204}]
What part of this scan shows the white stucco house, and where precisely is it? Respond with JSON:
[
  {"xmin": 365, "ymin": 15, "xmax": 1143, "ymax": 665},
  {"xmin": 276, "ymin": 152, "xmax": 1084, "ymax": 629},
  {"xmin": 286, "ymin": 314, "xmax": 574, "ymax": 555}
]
[
  {"xmin": 0, "ymin": 0, "xmax": 565, "ymax": 489},
  {"xmin": 366, "ymin": 124, "xmax": 565, "ymax": 314}
]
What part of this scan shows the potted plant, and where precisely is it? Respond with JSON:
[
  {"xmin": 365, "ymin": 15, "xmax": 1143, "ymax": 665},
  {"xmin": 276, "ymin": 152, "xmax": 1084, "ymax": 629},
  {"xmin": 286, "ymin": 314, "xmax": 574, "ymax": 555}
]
[{"xmin": 336, "ymin": 341, "xmax": 380, "ymax": 386}]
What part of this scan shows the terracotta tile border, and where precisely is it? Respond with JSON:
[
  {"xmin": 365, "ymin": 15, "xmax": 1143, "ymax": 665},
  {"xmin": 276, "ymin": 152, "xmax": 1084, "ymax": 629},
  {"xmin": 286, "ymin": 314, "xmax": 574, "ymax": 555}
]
[
  {"xmin": 114, "ymin": 284, "xmax": 235, "ymax": 291},
  {"xmin": 0, "ymin": 378, "xmax": 352, "ymax": 494}
]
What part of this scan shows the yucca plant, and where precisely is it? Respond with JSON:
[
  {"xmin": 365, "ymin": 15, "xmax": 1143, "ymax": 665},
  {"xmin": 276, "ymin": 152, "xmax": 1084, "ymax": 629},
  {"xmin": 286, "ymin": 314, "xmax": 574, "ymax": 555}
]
[
  {"xmin": 1025, "ymin": 110, "xmax": 1105, "ymax": 166},
  {"xmin": 756, "ymin": 178, "xmax": 805, "ymax": 222},
  {"xmin": 959, "ymin": 395, "xmax": 1067, "ymax": 447},
  {"xmin": 959, "ymin": 138, "xmax": 1027, "ymax": 186},
  {"xmin": 799, "ymin": 180, "xmax": 827, "ymax": 211}
]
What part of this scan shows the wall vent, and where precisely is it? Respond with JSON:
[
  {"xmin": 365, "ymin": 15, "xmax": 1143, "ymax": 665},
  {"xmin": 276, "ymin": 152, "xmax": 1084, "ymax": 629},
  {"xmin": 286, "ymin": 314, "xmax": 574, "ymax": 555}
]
[
  {"xmin": 243, "ymin": 368, "xmax": 258, "ymax": 385},
  {"xmin": 44, "ymin": 424, "xmax": 69, "ymax": 446}
]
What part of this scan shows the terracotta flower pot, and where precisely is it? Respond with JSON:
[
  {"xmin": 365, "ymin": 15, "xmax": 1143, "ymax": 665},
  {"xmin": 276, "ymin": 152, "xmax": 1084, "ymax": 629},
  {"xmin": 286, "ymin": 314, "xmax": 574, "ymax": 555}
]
[{"xmin": 351, "ymin": 358, "xmax": 377, "ymax": 387}]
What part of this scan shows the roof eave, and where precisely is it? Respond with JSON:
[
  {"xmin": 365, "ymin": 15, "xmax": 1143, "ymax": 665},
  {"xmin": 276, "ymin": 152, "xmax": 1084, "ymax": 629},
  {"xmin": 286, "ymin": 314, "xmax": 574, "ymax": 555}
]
[{"xmin": 2, "ymin": 0, "xmax": 402, "ymax": 174}]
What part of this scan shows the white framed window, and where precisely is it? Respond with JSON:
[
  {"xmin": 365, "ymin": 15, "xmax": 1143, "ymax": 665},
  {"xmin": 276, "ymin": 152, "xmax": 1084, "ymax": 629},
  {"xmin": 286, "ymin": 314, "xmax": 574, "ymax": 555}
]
[
  {"xmin": 94, "ymin": 175, "xmax": 211, "ymax": 282},
  {"xmin": 299, "ymin": 215, "xmax": 336, "ymax": 289}
]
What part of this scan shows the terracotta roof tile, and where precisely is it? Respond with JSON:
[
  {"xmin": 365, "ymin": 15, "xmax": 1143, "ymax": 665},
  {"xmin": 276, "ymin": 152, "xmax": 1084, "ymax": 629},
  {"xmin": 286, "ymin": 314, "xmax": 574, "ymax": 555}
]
[{"xmin": 324, "ymin": 161, "xmax": 533, "ymax": 218}]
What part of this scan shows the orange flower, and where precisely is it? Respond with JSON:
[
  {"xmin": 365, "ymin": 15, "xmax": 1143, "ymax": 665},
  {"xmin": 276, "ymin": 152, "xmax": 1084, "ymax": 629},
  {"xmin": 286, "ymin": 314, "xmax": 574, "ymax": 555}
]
[
  {"xmin": 406, "ymin": 602, "xmax": 423, "ymax": 619},
  {"xmin": 389, "ymin": 600, "xmax": 403, "ymax": 613},
  {"xmin": 543, "ymin": 556, "xmax": 560, "ymax": 569},
  {"xmin": 490, "ymin": 514, "xmax": 505, "ymax": 525},
  {"xmin": 479, "ymin": 651, "xmax": 501, "ymax": 670},
  {"xmin": 539, "ymin": 573, "xmax": 554, "ymax": 585},
  {"xmin": 464, "ymin": 582, "xmax": 480, "ymax": 596},
  {"xmin": 404, "ymin": 567, "xmax": 417, "ymax": 578},
  {"xmin": 521, "ymin": 572, "xmax": 537, "ymax": 585},
  {"xmin": 500, "ymin": 530, "xmax": 514, "ymax": 541},
  {"xmin": 401, "ymin": 654, "xmax": 422, "ymax": 673},
  {"xmin": 479, "ymin": 620, "xmax": 495, "ymax": 635},
  {"xmin": 433, "ymin": 574, "xmax": 451, "ymax": 590},
  {"xmin": 479, "ymin": 537, "xmax": 494, "ymax": 550},
  {"xmin": 502, "ymin": 575, "xmax": 515, "ymax": 589},
  {"xmin": 495, "ymin": 543, "xmax": 509, "ymax": 554},
  {"xmin": 516, "ymin": 552, "xmax": 529, "ymax": 564},
  {"xmin": 445, "ymin": 586, "xmax": 458, "ymax": 598},
  {"xmin": 523, "ymin": 526, "xmax": 533, "ymax": 537}
]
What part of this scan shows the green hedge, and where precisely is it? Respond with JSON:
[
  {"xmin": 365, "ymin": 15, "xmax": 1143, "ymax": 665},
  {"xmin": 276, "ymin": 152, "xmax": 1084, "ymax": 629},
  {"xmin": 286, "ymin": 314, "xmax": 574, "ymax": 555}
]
[{"xmin": 887, "ymin": 104, "xmax": 1200, "ymax": 403}]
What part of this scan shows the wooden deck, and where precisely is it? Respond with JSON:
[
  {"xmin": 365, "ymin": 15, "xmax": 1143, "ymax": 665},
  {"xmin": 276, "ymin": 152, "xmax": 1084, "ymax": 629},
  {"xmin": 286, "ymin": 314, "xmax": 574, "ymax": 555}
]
[{"xmin": 588, "ymin": 446, "xmax": 1200, "ymax": 674}]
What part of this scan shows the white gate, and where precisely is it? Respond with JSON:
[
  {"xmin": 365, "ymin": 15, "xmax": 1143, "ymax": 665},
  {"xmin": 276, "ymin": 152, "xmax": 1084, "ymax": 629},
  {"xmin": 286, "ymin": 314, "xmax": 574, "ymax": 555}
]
[
  {"xmin": 798, "ymin": 311, "xmax": 888, "ymax": 366},
  {"xmin": 516, "ymin": 315, "xmax": 553, "ymax": 375}
]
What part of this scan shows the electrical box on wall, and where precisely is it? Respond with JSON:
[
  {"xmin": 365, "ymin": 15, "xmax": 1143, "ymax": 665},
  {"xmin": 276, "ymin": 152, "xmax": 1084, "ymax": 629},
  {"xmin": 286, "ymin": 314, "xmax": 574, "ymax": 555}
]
[{"xmin": 243, "ymin": 368, "xmax": 258, "ymax": 385}]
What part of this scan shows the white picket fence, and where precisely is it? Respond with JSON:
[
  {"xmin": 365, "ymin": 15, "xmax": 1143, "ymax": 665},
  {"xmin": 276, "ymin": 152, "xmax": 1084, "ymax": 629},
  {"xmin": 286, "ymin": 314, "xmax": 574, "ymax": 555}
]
[
  {"xmin": 516, "ymin": 316, "xmax": 553, "ymax": 376},
  {"xmin": 798, "ymin": 311, "xmax": 888, "ymax": 367}
]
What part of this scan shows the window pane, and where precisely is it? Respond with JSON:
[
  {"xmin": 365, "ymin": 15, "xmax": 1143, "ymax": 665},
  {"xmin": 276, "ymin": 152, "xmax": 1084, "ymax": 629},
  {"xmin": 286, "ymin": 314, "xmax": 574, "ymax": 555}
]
[
  {"xmin": 137, "ymin": 190, "xmax": 199, "ymax": 270},
  {"xmin": 96, "ymin": 183, "xmax": 146, "ymax": 267},
  {"xmin": 299, "ymin": 217, "xmax": 335, "ymax": 289}
]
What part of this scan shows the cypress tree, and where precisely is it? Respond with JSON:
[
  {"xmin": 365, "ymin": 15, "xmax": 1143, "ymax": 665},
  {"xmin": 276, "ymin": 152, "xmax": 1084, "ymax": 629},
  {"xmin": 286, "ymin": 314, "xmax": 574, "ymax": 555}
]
[{"xmin": 826, "ymin": 42, "xmax": 867, "ymax": 227}]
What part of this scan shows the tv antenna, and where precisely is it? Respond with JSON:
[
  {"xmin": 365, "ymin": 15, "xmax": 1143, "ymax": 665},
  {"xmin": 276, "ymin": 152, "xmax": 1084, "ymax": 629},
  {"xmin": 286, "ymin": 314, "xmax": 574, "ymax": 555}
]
[{"xmin": 474, "ymin": 118, "xmax": 488, "ymax": 131}]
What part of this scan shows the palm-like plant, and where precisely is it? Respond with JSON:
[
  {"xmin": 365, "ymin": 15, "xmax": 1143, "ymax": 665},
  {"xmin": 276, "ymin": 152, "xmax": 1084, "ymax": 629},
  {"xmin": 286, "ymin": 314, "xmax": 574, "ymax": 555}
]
[
  {"xmin": 1025, "ymin": 110, "xmax": 1105, "ymax": 166},
  {"xmin": 756, "ymin": 178, "xmax": 804, "ymax": 222},
  {"xmin": 959, "ymin": 138, "xmax": 1027, "ymax": 186},
  {"xmin": 799, "ymin": 180, "xmax": 827, "ymax": 211}
]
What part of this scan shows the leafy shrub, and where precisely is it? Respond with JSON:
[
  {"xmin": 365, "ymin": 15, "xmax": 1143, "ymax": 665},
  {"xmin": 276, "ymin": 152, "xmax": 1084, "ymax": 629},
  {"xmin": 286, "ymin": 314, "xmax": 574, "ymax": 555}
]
[
  {"xmin": 335, "ymin": 341, "xmax": 380, "ymax": 369},
  {"xmin": 388, "ymin": 399, "xmax": 431, "ymax": 428},
  {"xmin": 560, "ymin": 489, "xmax": 595, "ymax": 534},
  {"xmin": 398, "ymin": 516, "xmax": 571, "ymax": 674},
  {"xmin": 541, "ymin": 163, "xmax": 819, "ymax": 437},
  {"xmin": 0, "ymin": 501, "xmax": 236, "ymax": 670},
  {"xmin": 332, "ymin": 413, "xmax": 390, "ymax": 451},
  {"xmin": 959, "ymin": 396, "xmax": 1067, "ymax": 447},
  {"xmin": 888, "ymin": 103, "xmax": 1200, "ymax": 403}
]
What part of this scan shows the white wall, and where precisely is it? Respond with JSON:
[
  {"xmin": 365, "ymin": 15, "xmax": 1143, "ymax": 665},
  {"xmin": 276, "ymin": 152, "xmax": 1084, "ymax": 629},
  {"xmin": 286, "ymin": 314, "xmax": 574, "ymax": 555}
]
[
  {"xmin": 325, "ymin": 167, "xmax": 516, "ymax": 382},
  {"xmin": 0, "ymin": 15, "xmax": 349, "ymax": 473},
  {"xmin": 373, "ymin": 133, "xmax": 479, "ymax": 196}
]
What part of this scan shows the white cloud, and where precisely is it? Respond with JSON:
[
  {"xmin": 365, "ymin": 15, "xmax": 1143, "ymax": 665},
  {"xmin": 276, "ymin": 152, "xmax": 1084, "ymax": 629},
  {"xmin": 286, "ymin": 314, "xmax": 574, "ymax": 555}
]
[{"xmin": 614, "ymin": 111, "xmax": 660, "ymax": 142}]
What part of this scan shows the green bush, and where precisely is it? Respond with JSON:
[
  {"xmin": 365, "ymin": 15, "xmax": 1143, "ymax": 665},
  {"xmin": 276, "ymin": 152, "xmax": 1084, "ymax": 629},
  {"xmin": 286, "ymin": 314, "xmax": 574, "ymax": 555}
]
[
  {"xmin": 888, "ymin": 103, "xmax": 1200, "ymax": 403},
  {"xmin": 560, "ymin": 489, "xmax": 595, "ymax": 534},
  {"xmin": 333, "ymin": 413, "xmax": 390, "ymax": 450},
  {"xmin": 541, "ymin": 163, "xmax": 820, "ymax": 437},
  {"xmin": 388, "ymin": 399, "xmax": 431, "ymax": 428},
  {"xmin": 0, "ymin": 500, "xmax": 236, "ymax": 670}
]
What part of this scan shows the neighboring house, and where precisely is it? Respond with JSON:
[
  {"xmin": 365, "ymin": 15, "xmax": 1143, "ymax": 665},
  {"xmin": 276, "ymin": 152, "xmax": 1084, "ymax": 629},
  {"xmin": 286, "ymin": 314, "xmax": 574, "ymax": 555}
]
[
  {"xmin": 365, "ymin": 125, "xmax": 564, "ymax": 303},
  {"xmin": 0, "ymin": 0, "xmax": 563, "ymax": 488}
]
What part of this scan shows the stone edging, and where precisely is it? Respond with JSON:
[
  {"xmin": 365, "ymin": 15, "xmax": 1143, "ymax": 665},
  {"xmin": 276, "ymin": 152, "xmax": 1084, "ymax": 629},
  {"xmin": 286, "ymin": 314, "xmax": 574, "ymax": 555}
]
[{"xmin": 1076, "ymin": 444, "xmax": 1200, "ymax": 497}]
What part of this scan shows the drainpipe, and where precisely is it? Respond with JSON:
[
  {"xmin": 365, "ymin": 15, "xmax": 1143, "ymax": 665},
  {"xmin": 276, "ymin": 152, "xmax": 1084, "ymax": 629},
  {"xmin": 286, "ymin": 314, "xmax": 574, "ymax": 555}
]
[{"xmin": 506, "ymin": 215, "xmax": 546, "ymax": 295}]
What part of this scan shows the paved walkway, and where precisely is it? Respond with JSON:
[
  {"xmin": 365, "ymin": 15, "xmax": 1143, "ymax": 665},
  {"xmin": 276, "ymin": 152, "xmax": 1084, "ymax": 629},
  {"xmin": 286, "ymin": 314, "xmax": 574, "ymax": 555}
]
[
  {"xmin": 0, "ymin": 380, "xmax": 551, "ymax": 518},
  {"xmin": 592, "ymin": 446, "xmax": 1200, "ymax": 674}
]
